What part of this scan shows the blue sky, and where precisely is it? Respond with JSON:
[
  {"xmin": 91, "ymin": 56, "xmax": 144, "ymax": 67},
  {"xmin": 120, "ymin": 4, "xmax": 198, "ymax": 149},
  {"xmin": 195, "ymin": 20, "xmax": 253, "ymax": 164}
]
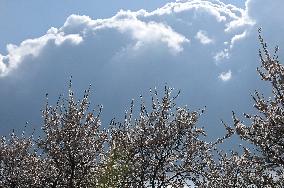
[{"xmin": 0, "ymin": 0, "xmax": 283, "ymax": 145}]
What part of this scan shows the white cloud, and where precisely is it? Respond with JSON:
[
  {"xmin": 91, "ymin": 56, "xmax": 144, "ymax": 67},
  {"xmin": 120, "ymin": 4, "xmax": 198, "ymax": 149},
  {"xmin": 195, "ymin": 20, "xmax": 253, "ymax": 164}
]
[
  {"xmin": 219, "ymin": 70, "xmax": 232, "ymax": 82},
  {"xmin": 195, "ymin": 30, "xmax": 214, "ymax": 44},
  {"xmin": 147, "ymin": 0, "xmax": 235, "ymax": 23},
  {"xmin": 135, "ymin": 0, "xmax": 254, "ymax": 64},
  {"xmin": 230, "ymin": 31, "xmax": 247, "ymax": 49},
  {"xmin": 62, "ymin": 13, "xmax": 189, "ymax": 53},
  {"xmin": 0, "ymin": 12, "xmax": 190, "ymax": 76},
  {"xmin": 219, "ymin": 70, "xmax": 232, "ymax": 81},
  {"xmin": 0, "ymin": 0, "xmax": 283, "ymax": 135},
  {"xmin": 0, "ymin": 29, "xmax": 83, "ymax": 76},
  {"xmin": 111, "ymin": 19, "xmax": 190, "ymax": 53},
  {"xmin": 144, "ymin": 0, "xmax": 254, "ymax": 32},
  {"xmin": 0, "ymin": 0, "xmax": 257, "ymax": 77},
  {"xmin": 214, "ymin": 49, "xmax": 229, "ymax": 62}
]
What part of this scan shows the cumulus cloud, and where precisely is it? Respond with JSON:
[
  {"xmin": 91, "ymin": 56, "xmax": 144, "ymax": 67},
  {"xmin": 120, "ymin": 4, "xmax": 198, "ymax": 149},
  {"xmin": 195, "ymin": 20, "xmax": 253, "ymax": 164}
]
[
  {"xmin": 0, "ymin": 0, "xmax": 253, "ymax": 77},
  {"xmin": 0, "ymin": 12, "xmax": 190, "ymax": 77},
  {"xmin": 135, "ymin": 0, "xmax": 254, "ymax": 64},
  {"xmin": 147, "ymin": 0, "xmax": 238, "ymax": 23},
  {"xmin": 62, "ymin": 13, "xmax": 190, "ymax": 53},
  {"xmin": 0, "ymin": 28, "xmax": 83, "ymax": 76},
  {"xmin": 218, "ymin": 70, "xmax": 232, "ymax": 81},
  {"xmin": 230, "ymin": 31, "xmax": 247, "ymax": 49},
  {"xmin": 195, "ymin": 30, "xmax": 214, "ymax": 44},
  {"xmin": 0, "ymin": 0, "xmax": 282, "ymax": 138}
]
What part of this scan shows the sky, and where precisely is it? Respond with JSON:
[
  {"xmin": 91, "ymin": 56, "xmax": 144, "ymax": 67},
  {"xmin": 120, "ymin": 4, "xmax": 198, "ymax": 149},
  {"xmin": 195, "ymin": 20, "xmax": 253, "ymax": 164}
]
[{"xmin": 0, "ymin": 0, "xmax": 283, "ymax": 145}]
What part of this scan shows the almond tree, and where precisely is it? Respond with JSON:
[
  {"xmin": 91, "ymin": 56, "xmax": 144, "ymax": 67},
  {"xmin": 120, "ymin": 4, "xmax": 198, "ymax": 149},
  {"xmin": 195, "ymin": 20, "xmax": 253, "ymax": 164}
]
[
  {"xmin": 37, "ymin": 80, "xmax": 107, "ymax": 187},
  {"xmin": 108, "ymin": 86, "xmax": 215, "ymax": 187},
  {"xmin": 0, "ymin": 131, "xmax": 44, "ymax": 187},
  {"xmin": 205, "ymin": 148, "xmax": 282, "ymax": 187},
  {"xmin": 232, "ymin": 29, "xmax": 284, "ymax": 186}
]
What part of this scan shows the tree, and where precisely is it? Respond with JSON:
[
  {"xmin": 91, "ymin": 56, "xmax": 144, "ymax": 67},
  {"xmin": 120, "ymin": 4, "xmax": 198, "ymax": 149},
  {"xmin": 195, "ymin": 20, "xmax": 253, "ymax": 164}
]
[
  {"xmin": 205, "ymin": 148, "xmax": 281, "ymax": 187},
  {"xmin": 108, "ymin": 87, "xmax": 213, "ymax": 187},
  {"xmin": 37, "ymin": 80, "xmax": 107, "ymax": 187},
  {"xmin": 0, "ymin": 131, "xmax": 44, "ymax": 187},
  {"xmin": 232, "ymin": 29, "xmax": 284, "ymax": 186},
  {"xmin": 0, "ymin": 80, "xmax": 108, "ymax": 188}
]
